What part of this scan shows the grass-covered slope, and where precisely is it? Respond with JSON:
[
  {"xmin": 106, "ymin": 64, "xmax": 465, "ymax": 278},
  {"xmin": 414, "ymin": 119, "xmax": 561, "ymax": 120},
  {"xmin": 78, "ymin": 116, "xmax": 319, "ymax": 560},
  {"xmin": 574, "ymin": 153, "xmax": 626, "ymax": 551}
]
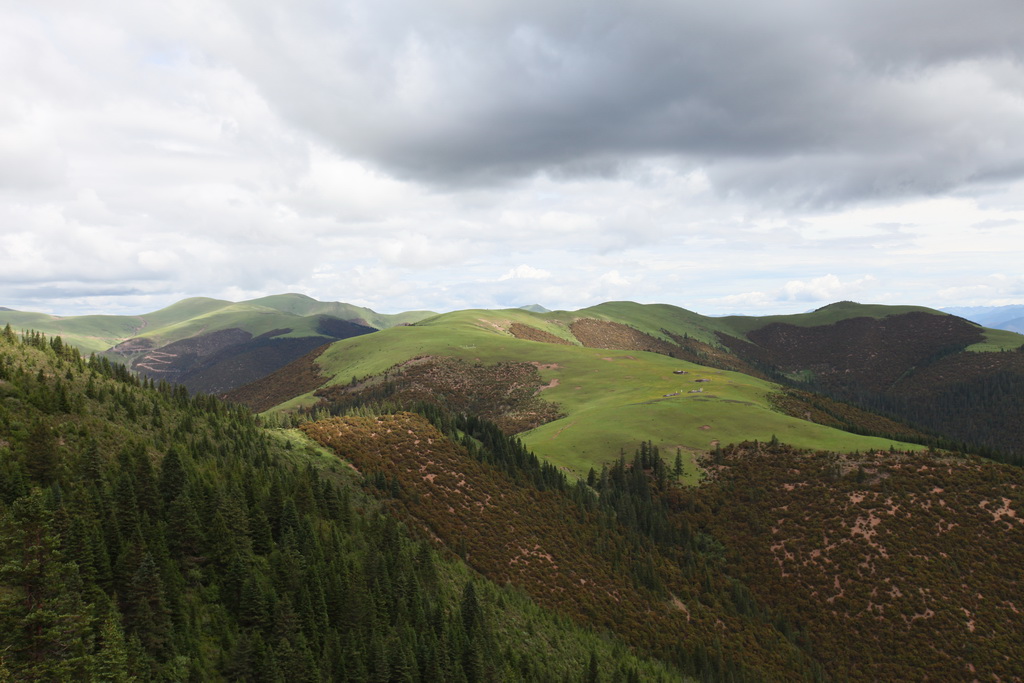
[
  {"xmin": 0, "ymin": 328, "xmax": 684, "ymax": 681},
  {"xmin": 247, "ymin": 293, "xmax": 435, "ymax": 329},
  {"xmin": 0, "ymin": 293, "xmax": 435, "ymax": 356},
  {"xmin": 268, "ymin": 307, "xmax": 923, "ymax": 477},
  {"xmin": 0, "ymin": 311, "xmax": 147, "ymax": 354},
  {"xmin": 0, "ymin": 294, "xmax": 436, "ymax": 396}
]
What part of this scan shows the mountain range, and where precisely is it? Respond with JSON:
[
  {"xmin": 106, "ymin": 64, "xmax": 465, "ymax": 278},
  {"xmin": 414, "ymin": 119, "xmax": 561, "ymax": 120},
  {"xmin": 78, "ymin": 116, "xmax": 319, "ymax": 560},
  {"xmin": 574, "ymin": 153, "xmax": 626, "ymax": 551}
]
[{"xmin": 2, "ymin": 294, "xmax": 1024, "ymax": 679}]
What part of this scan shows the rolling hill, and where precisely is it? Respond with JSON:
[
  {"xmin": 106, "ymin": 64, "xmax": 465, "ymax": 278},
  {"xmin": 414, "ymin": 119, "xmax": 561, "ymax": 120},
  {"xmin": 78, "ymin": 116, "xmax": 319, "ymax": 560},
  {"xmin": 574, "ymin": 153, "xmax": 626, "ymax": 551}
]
[
  {"xmin": 945, "ymin": 304, "xmax": 1024, "ymax": 333},
  {"xmin": 0, "ymin": 294, "xmax": 436, "ymax": 394},
  {"xmin": 8, "ymin": 294, "xmax": 1022, "ymax": 465},
  {"xmin": 221, "ymin": 305, "xmax": 884, "ymax": 471}
]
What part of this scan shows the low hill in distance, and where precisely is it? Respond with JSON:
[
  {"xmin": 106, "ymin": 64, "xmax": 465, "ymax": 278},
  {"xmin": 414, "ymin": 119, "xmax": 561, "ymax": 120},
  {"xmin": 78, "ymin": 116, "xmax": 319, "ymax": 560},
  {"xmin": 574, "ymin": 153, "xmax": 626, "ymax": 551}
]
[{"xmin": 9, "ymin": 294, "xmax": 1024, "ymax": 466}]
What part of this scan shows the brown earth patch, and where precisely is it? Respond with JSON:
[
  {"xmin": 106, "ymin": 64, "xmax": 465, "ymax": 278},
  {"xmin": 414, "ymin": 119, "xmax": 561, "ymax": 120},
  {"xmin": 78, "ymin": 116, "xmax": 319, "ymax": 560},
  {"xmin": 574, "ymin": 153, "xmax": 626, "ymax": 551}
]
[{"xmin": 509, "ymin": 322, "xmax": 573, "ymax": 345}]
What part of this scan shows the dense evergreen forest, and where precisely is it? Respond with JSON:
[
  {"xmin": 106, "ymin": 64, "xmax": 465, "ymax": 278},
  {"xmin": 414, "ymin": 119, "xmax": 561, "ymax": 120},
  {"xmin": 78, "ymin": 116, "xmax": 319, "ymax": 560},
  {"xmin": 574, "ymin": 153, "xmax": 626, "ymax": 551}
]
[{"xmin": 0, "ymin": 326, "xmax": 682, "ymax": 681}]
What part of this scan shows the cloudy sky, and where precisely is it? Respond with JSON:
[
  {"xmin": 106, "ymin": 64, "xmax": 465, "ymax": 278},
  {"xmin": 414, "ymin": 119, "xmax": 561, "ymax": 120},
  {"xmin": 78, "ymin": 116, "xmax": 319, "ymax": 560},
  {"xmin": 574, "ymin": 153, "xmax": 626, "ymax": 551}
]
[{"xmin": 3, "ymin": 0, "xmax": 1024, "ymax": 317}]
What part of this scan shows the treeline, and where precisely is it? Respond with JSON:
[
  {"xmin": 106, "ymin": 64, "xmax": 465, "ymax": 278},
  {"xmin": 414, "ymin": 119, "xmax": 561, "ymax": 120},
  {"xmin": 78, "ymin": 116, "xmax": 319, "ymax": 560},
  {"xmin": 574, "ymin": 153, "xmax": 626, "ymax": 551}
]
[{"xmin": 0, "ymin": 327, "xmax": 686, "ymax": 681}]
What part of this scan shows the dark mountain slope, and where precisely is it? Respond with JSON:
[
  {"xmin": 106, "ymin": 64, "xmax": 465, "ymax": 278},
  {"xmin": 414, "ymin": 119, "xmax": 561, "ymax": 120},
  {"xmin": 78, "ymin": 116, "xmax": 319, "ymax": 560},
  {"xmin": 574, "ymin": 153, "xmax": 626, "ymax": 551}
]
[
  {"xmin": 223, "ymin": 344, "xmax": 333, "ymax": 412},
  {"xmin": 712, "ymin": 309, "xmax": 1024, "ymax": 461},
  {"xmin": 302, "ymin": 410, "xmax": 825, "ymax": 681},
  {"xmin": 734, "ymin": 312, "xmax": 984, "ymax": 393},
  {"xmin": 312, "ymin": 356, "xmax": 565, "ymax": 433},
  {"xmin": 121, "ymin": 317, "xmax": 376, "ymax": 394}
]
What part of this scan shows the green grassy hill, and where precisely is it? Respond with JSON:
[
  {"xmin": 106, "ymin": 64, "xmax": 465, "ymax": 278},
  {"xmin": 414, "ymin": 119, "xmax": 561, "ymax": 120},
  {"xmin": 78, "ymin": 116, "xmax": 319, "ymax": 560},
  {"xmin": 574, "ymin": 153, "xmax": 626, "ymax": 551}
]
[
  {"xmin": 0, "ymin": 294, "xmax": 436, "ymax": 355},
  {"xmin": 268, "ymin": 306, "xmax": 925, "ymax": 477},
  {"xmin": 0, "ymin": 295, "xmax": 439, "ymax": 395}
]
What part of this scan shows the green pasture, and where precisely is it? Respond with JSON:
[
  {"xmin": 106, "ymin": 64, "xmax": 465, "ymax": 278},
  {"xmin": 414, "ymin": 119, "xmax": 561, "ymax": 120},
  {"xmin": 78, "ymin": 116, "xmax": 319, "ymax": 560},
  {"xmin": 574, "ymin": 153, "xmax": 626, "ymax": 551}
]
[
  {"xmin": 134, "ymin": 297, "xmax": 234, "ymax": 329},
  {"xmin": 967, "ymin": 327, "xmax": 1024, "ymax": 352},
  {"xmin": 134, "ymin": 303, "xmax": 330, "ymax": 344},
  {"xmin": 247, "ymin": 293, "xmax": 436, "ymax": 328},
  {"xmin": 516, "ymin": 349, "xmax": 921, "ymax": 478},
  {"xmin": 0, "ymin": 311, "xmax": 145, "ymax": 353},
  {"xmin": 290, "ymin": 311, "xmax": 923, "ymax": 478},
  {"xmin": 0, "ymin": 293, "xmax": 435, "ymax": 356}
]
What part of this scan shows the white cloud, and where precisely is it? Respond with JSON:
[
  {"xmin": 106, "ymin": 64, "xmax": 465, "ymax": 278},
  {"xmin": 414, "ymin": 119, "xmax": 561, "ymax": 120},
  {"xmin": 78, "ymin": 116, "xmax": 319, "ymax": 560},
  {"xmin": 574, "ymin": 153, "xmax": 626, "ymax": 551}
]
[
  {"xmin": 498, "ymin": 265, "xmax": 551, "ymax": 281},
  {"xmin": 781, "ymin": 274, "xmax": 876, "ymax": 302},
  {"xmin": 938, "ymin": 274, "xmax": 1024, "ymax": 305}
]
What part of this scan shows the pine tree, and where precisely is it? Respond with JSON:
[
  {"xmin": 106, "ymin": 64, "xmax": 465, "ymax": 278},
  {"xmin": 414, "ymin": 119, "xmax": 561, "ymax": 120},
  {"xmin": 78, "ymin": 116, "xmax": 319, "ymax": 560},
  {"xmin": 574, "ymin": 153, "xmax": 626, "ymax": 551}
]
[
  {"xmin": 587, "ymin": 651, "xmax": 600, "ymax": 683},
  {"xmin": 90, "ymin": 607, "xmax": 134, "ymax": 682},
  {"xmin": 24, "ymin": 419, "xmax": 59, "ymax": 486},
  {"xmin": 673, "ymin": 450, "xmax": 684, "ymax": 481},
  {"xmin": 158, "ymin": 447, "xmax": 186, "ymax": 504}
]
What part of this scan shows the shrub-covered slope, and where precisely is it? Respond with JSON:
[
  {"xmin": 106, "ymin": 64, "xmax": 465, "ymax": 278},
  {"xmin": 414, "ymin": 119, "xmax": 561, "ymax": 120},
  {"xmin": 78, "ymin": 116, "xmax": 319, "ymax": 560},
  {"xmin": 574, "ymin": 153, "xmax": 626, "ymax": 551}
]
[
  {"xmin": 301, "ymin": 405, "xmax": 1024, "ymax": 681},
  {"xmin": 302, "ymin": 410, "xmax": 825, "ymax": 681},
  {"xmin": 695, "ymin": 441, "xmax": 1024, "ymax": 681}
]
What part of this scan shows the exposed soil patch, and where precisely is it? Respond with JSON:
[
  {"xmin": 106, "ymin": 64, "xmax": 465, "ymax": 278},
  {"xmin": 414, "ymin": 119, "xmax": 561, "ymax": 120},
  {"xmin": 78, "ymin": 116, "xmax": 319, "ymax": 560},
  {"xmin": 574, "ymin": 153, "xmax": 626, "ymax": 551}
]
[
  {"xmin": 509, "ymin": 322, "xmax": 573, "ymax": 345},
  {"xmin": 538, "ymin": 378, "xmax": 560, "ymax": 392},
  {"xmin": 108, "ymin": 337, "xmax": 155, "ymax": 356}
]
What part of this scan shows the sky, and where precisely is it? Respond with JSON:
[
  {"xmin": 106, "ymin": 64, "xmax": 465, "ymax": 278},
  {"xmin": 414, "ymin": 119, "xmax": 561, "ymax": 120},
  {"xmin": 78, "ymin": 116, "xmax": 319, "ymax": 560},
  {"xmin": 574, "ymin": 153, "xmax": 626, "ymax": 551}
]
[{"xmin": 2, "ymin": 0, "xmax": 1024, "ymax": 317}]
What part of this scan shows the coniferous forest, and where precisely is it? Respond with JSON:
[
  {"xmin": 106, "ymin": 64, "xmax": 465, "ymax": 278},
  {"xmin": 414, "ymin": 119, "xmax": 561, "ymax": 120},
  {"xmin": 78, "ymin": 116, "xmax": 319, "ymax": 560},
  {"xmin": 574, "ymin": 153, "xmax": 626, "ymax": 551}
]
[{"xmin": 0, "ymin": 327, "xmax": 679, "ymax": 681}]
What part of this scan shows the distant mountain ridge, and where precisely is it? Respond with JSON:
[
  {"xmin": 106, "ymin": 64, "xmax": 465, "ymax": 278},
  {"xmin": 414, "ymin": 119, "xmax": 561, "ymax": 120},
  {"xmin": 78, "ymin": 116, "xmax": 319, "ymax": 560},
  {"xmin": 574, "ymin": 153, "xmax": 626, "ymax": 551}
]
[
  {"xmin": 0, "ymin": 293, "xmax": 437, "ymax": 393},
  {"xmin": 943, "ymin": 304, "xmax": 1024, "ymax": 333}
]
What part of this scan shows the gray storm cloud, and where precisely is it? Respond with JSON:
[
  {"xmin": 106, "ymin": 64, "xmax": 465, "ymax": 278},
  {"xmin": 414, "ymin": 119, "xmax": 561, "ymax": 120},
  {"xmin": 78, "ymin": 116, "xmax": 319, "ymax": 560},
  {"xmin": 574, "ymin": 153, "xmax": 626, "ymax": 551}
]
[{"xmin": 175, "ymin": 0, "xmax": 1024, "ymax": 203}]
